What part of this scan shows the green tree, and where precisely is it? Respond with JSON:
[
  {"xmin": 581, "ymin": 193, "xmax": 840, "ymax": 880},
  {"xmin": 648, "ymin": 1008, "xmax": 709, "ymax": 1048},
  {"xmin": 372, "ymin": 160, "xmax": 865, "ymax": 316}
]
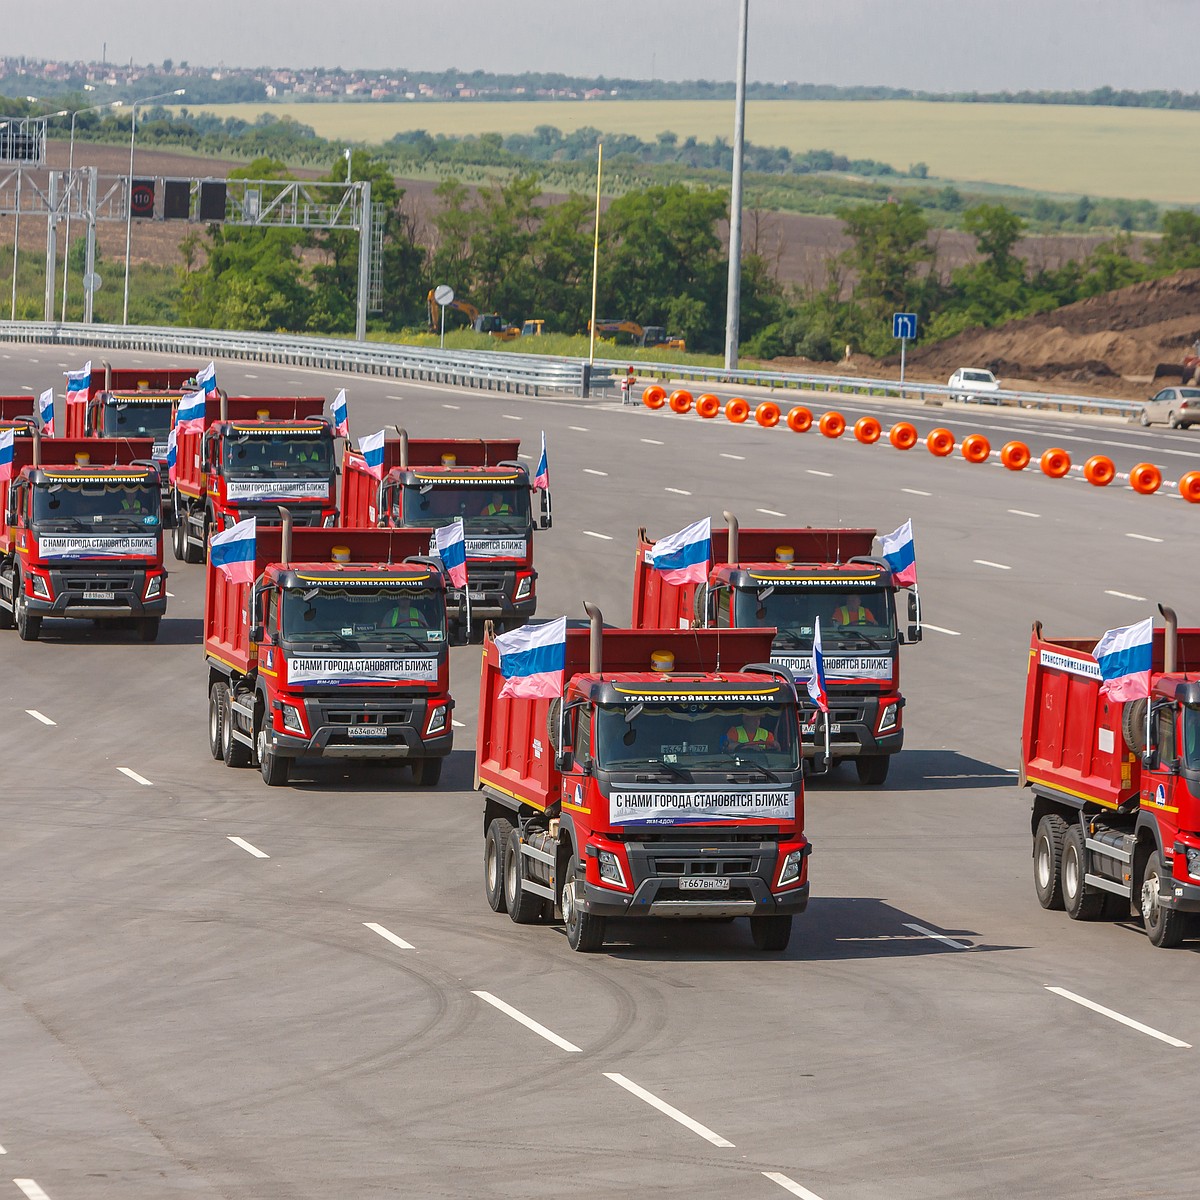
[{"xmin": 962, "ymin": 203, "xmax": 1025, "ymax": 280}]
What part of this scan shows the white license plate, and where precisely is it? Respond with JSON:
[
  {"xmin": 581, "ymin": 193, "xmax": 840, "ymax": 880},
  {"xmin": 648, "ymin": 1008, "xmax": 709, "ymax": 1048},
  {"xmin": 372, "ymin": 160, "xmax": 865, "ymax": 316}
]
[
  {"xmin": 347, "ymin": 725, "xmax": 387, "ymax": 738},
  {"xmin": 679, "ymin": 876, "xmax": 730, "ymax": 891},
  {"xmin": 829, "ymin": 723, "xmax": 842, "ymax": 732},
  {"xmin": 83, "ymin": 591, "xmax": 115, "ymax": 600},
  {"xmin": 468, "ymin": 592, "xmax": 486, "ymax": 601}
]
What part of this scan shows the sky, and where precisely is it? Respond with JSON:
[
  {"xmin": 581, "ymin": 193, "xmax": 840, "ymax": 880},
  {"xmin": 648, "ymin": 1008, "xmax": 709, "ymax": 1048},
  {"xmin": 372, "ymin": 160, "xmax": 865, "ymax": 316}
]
[{"xmin": 6, "ymin": 0, "xmax": 1200, "ymax": 94}]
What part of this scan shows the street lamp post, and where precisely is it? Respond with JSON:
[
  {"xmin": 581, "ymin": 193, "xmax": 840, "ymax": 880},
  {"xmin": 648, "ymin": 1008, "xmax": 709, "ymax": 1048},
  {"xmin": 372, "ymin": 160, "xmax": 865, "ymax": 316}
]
[
  {"xmin": 122, "ymin": 89, "xmax": 185, "ymax": 326},
  {"xmin": 724, "ymin": 0, "xmax": 749, "ymax": 370}
]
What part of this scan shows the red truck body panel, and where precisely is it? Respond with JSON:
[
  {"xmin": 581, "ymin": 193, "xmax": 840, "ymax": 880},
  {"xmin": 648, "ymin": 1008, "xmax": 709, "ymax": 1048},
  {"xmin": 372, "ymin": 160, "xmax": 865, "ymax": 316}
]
[{"xmin": 0, "ymin": 396, "xmax": 35, "ymax": 422}]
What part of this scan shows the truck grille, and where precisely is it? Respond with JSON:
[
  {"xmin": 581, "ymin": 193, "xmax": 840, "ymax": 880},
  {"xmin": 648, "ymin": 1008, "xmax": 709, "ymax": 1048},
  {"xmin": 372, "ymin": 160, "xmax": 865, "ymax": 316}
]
[
  {"xmin": 63, "ymin": 576, "xmax": 136, "ymax": 591},
  {"xmin": 652, "ymin": 858, "xmax": 754, "ymax": 876}
]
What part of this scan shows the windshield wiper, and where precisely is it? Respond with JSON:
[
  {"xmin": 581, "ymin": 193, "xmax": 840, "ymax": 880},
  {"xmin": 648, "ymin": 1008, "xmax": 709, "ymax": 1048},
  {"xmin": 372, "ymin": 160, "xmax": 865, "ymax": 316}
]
[
  {"xmin": 607, "ymin": 759, "xmax": 691, "ymax": 780},
  {"xmin": 383, "ymin": 632, "xmax": 428, "ymax": 651},
  {"xmin": 310, "ymin": 633, "xmax": 358, "ymax": 649}
]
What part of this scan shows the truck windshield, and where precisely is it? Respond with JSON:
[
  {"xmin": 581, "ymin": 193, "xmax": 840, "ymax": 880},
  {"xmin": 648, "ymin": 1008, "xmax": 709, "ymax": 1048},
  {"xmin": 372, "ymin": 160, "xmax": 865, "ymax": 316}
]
[
  {"xmin": 280, "ymin": 585, "xmax": 445, "ymax": 646},
  {"xmin": 733, "ymin": 586, "xmax": 896, "ymax": 650},
  {"xmin": 399, "ymin": 484, "xmax": 531, "ymax": 534},
  {"xmin": 223, "ymin": 435, "xmax": 332, "ymax": 478},
  {"xmin": 102, "ymin": 399, "xmax": 174, "ymax": 441},
  {"xmin": 1184, "ymin": 707, "xmax": 1200, "ymax": 772},
  {"xmin": 32, "ymin": 481, "xmax": 160, "ymax": 525},
  {"xmin": 596, "ymin": 703, "xmax": 799, "ymax": 772}
]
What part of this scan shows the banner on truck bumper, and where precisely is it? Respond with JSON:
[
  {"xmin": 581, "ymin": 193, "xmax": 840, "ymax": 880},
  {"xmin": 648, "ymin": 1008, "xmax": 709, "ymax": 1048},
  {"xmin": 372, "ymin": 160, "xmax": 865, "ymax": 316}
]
[
  {"xmin": 609, "ymin": 789, "xmax": 795, "ymax": 827},
  {"xmin": 286, "ymin": 654, "xmax": 439, "ymax": 685}
]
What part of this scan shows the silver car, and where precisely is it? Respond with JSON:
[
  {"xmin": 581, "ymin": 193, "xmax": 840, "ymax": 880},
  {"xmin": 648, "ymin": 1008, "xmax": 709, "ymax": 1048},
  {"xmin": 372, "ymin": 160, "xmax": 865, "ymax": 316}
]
[{"xmin": 1138, "ymin": 387, "xmax": 1200, "ymax": 429}]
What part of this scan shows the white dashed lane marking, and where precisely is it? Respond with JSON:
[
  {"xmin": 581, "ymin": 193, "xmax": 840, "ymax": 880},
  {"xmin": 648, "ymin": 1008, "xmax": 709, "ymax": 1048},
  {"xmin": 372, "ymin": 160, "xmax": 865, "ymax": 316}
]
[
  {"xmin": 569, "ymin": 425, "xmax": 589, "ymax": 432},
  {"xmin": 757, "ymin": 508, "xmax": 786, "ymax": 517},
  {"xmin": 117, "ymin": 767, "xmax": 153, "ymax": 786},
  {"xmin": 15, "ymin": 1182, "xmax": 52, "ymax": 1200},
  {"xmin": 764, "ymin": 1172, "xmax": 827, "ymax": 1199},
  {"xmin": 1046, "ymin": 987, "xmax": 1191, "ymax": 1048},
  {"xmin": 473, "ymin": 991, "xmax": 581, "ymax": 1053},
  {"xmin": 974, "ymin": 560, "xmax": 1011, "ymax": 570},
  {"xmin": 582, "ymin": 531, "xmax": 613, "ymax": 540},
  {"xmin": 641, "ymin": 438, "xmax": 664, "ymax": 445},
  {"xmin": 603, "ymin": 1073, "xmax": 734, "ymax": 1147},
  {"xmin": 583, "ymin": 468, "xmax": 608, "ymax": 476},
  {"xmin": 1008, "ymin": 509, "xmax": 1040, "ymax": 518},
  {"xmin": 227, "ymin": 836, "xmax": 269, "ymax": 859},
  {"xmin": 364, "ymin": 922, "xmax": 415, "ymax": 951},
  {"xmin": 904, "ymin": 922, "xmax": 970, "ymax": 950},
  {"xmin": 806, "ymin": 469, "xmax": 832, "ymax": 477},
  {"xmin": 902, "ymin": 488, "xmax": 931, "ymax": 496},
  {"xmin": 25, "ymin": 710, "xmax": 55, "ymax": 726},
  {"xmin": 1106, "ymin": 589, "xmax": 1148, "ymax": 602},
  {"xmin": 1126, "ymin": 532, "xmax": 1163, "ymax": 543},
  {"xmin": 665, "ymin": 487, "xmax": 692, "ymax": 495},
  {"xmin": 720, "ymin": 453, "xmax": 745, "ymax": 460},
  {"xmin": 923, "ymin": 624, "xmax": 961, "ymax": 636}
]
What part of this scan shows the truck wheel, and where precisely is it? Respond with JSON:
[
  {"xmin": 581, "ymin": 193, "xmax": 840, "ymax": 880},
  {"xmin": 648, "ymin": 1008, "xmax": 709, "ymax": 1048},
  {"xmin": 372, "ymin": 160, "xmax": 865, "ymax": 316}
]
[
  {"xmin": 413, "ymin": 756, "xmax": 442, "ymax": 787},
  {"xmin": 562, "ymin": 855, "xmax": 606, "ymax": 951},
  {"xmin": 15, "ymin": 579, "xmax": 40, "ymax": 642},
  {"xmin": 139, "ymin": 617, "xmax": 161, "ymax": 642},
  {"xmin": 1033, "ymin": 814, "xmax": 1068, "ymax": 910},
  {"xmin": 256, "ymin": 719, "xmax": 290, "ymax": 786},
  {"xmin": 692, "ymin": 583, "xmax": 708, "ymax": 627},
  {"xmin": 546, "ymin": 698, "xmax": 562, "ymax": 752},
  {"xmin": 503, "ymin": 834, "xmax": 545, "ymax": 924},
  {"xmin": 183, "ymin": 512, "xmax": 206, "ymax": 565},
  {"xmin": 750, "ymin": 914, "xmax": 793, "ymax": 952},
  {"xmin": 171, "ymin": 519, "xmax": 188, "ymax": 562},
  {"xmin": 856, "ymin": 755, "xmax": 889, "ymax": 786},
  {"xmin": 1062, "ymin": 826, "xmax": 1104, "ymax": 920},
  {"xmin": 0, "ymin": 563, "xmax": 13, "ymax": 630},
  {"xmin": 484, "ymin": 818, "xmax": 513, "ymax": 913},
  {"xmin": 1141, "ymin": 852, "xmax": 1186, "ymax": 948},
  {"xmin": 1122, "ymin": 698, "xmax": 1148, "ymax": 754},
  {"xmin": 208, "ymin": 683, "xmax": 227, "ymax": 760},
  {"xmin": 220, "ymin": 692, "xmax": 251, "ymax": 767}
]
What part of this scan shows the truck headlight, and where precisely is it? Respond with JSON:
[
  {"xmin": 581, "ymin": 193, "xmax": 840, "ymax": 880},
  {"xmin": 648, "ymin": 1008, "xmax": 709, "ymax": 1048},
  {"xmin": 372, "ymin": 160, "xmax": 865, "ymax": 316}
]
[
  {"xmin": 777, "ymin": 848, "xmax": 806, "ymax": 888},
  {"xmin": 598, "ymin": 848, "xmax": 626, "ymax": 888},
  {"xmin": 878, "ymin": 702, "xmax": 898, "ymax": 733},
  {"xmin": 1187, "ymin": 848, "xmax": 1200, "ymax": 880},
  {"xmin": 144, "ymin": 574, "xmax": 162, "ymax": 600},
  {"xmin": 514, "ymin": 575, "xmax": 532, "ymax": 601},
  {"xmin": 29, "ymin": 572, "xmax": 51, "ymax": 600},
  {"xmin": 426, "ymin": 704, "xmax": 447, "ymax": 736},
  {"xmin": 280, "ymin": 703, "xmax": 305, "ymax": 734}
]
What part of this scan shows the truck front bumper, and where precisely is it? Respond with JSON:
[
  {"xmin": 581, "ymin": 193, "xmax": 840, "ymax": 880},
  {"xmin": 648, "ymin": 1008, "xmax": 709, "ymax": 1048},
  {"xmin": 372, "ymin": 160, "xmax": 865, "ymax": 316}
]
[
  {"xmin": 34, "ymin": 571, "xmax": 167, "ymax": 620},
  {"xmin": 800, "ymin": 694, "xmax": 904, "ymax": 758},
  {"xmin": 268, "ymin": 693, "xmax": 454, "ymax": 761},
  {"xmin": 270, "ymin": 726, "xmax": 453, "ymax": 760}
]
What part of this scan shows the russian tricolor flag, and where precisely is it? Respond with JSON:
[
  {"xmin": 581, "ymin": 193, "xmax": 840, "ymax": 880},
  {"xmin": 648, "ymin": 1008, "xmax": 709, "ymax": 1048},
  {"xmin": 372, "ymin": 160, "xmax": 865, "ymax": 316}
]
[
  {"xmin": 64, "ymin": 362, "xmax": 91, "ymax": 415},
  {"xmin": 533, "ymin": 429, "xmax": 549, "ymax": 491},
  {"xmin": 495, "ymin": 615, "xmax": 567, "ymax": 700},
  {"xmin": 175, "ymin": 388, "xmax": 206, "ymax": 433},
  {"xmin": 0, "ymin": 426, "xmax": 14, "ymax": 481},
  {"xmin": 196, "ymin": 361, "xmax": 218, "ymax": 395},
  {"xmin": 879, "ymin": 520, "xmax": 917, "ymax": 587},
  {"xmin": 331, "ymin": 388, "xmax": 349, "ymax": 438},
  {"xmin": 359, "ymin": 428, "xmax": 387, "ymax": 480},
  {"xmin": 210, "ymin": 517, "xmax": 257, "ymax": 584},
  {"xmin": 806, "ymin": 615, "xmax": 829, "ymax": 713},
  {"xmin": 39, "ymin": 388, "xmax": 55, "ymax": 437},
  {"xmin": 650, "ymin": 517, "xmax": 711, "ymax": 586},
  {"xmin": 434, "ymin": 518, "xmax": 468, "ymax": 590},
  {"xmin": 1093, "ymin": 617, "xmax": 1153, "ymax": 703},
  {"xmin": 166, "ymin": 425, "xmax": 178, "ymax": 483}
]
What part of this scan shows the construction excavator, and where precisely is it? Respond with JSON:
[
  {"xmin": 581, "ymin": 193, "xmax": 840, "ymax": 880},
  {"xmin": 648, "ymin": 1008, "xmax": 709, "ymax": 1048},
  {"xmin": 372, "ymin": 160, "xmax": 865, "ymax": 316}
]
[
  {"xmin": 427, "ymin": 290, "xmax": 519, "ymax": 341},
  {"xmin": 588, "ymin": 318, "xmax": 686, "ymax": 352},
  {"xmin": 1152, "ymin": 339, "xmax": 1200, "ymax": 384}
]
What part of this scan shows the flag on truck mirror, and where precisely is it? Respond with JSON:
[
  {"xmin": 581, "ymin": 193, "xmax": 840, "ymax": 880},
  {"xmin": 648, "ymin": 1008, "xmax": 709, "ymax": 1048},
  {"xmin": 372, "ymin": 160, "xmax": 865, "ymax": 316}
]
[
  {"xmin": 1093, "ymin": 617, "xmax": 1153, "ymax": 702},
  {"xmin": 38, "ymin": 388, "xmax": 55, "ymax": 437},
  {"xmin": 359, "ymin": 428, "xmax": 387, "ymax": 480},
  {"xmin": 0, "ymin": 426, "xmax": 13, "ymax": 481},
  {"xmin": 64, "ymin": 362, "xmax": 91, "ymax": 416},
  {"xmin": 650, "ymin": 517, "xmax": 711, "ymax": 586},
  {"xmin": 879, "ymin": 520, "xmax": 917, "ymax": 587},
  {"xmin": 196, "ymin": 361, "xmax": 217, "ymax": 396},
  {"xmin": 166, "ymin": 425, "xmax": 178, "ymax": 483},
  {"xmin": 210, "ymin": 517, "xmax": 257, "ymax": 584},
  {"xmin": 495, "ymin": 615, "xmax": 567, "ymax": 699},
  {"xmin": 331, "ymin": 388, "xmax": 349, "ymax": 439},
  {"xmin": 806, "ymin": 615, "xmax": 829, "ymax": 713},
  {"xmin": 533, "ymin": 429, "xmax": 549, "ymax": 490},
  {"xmin": 175, "ymin": 389, "xmax": 206, "ymax": 432},
  {"xmin": 433, "ymin": 518, "xmax": 468, "ymax": 589}
]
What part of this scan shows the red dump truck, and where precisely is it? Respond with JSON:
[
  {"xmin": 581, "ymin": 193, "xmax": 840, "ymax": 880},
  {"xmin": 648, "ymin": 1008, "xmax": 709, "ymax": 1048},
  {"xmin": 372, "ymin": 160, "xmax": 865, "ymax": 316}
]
[
  {"xmin": 1022, "ymin": 606, "xmax": 1200, "ymax": 947},
  {"xmin": 204, "ymin": 519, "xmax": 452, "ymax": 787},
  {"xmin": 64, "ymin": 363, "xmax": 197, "ymax": 449},
  {"xmin": 0, "ymin": 434, "xmax": 167, "ymax": 642},
  {"xmin": 173, "ymin": 395, "xmax": 335, "ymax": 563},
  {"xmin": 632, "ymin": 514, "xmax": 920, "ymax": 784},
  {"xmin": 477, "ymin": 610, "xmax": 809, "ymax": 952},
  {"xmin": 341, "ymin": 428, "xmax": 552, "ymax": 638}
]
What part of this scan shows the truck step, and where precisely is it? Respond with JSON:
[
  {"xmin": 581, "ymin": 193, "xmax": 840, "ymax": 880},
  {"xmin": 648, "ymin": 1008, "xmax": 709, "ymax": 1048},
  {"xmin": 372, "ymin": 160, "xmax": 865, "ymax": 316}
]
[
  {"xmin": 1086, "ymin": 837, "xmax": 1131, "ymax": 864},
  {"xmin": 1084, "ymin": 873, "xmax": 1131, "ymax": 898},
  {"xmin": 519, "ymin": 842, "xmax": 556, "ymax": 868},
  {"xmin": 519, "ymin": 878, "xmax": 556, "ymax": 902}
]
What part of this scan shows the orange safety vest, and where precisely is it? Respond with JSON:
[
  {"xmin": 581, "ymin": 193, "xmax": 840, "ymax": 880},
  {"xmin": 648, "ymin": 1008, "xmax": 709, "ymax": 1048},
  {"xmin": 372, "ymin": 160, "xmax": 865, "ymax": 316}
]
[{"xmin": 833, "ymin": 605, "xmax": 872, "ymax": 625}]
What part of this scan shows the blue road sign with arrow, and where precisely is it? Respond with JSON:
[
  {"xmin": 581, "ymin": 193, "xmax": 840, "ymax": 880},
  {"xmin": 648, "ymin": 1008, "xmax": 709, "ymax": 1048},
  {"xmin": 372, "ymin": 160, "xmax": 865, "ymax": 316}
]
[{"xmin": 893, "ymin": 312, "xmax": 917, "ymax": 340}]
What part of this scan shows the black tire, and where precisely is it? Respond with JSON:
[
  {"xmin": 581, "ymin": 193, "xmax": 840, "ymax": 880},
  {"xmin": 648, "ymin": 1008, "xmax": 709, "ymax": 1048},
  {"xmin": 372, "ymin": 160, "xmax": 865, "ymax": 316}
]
[
  {"xmin": 413, "ymin": 756, "xmax": 442, "ymax": 787},
  {"xmin": 856, "ymin": 754, "xmax": 890, "ymax": 786},
  {"xmin": 139, "ymin": 617, "xmax": 161, "ymax": 642},
  {"xmin": 562, "ymin": 854, "xmax": 606, "ymax": 951},
  {"xmin": 1139, "ymin": 409, "xmax": 1152, "ymax": 427},
  {"xmin": 15, "ymin": 579, "xmax": 40, "ymax": 642},
  {"xmin": 751, "ymin": 914, "xmax": 793, "ymax": 951},
  {"xmin": 692, "ymin": 582, "xmax": 708, "ymax": 627},
  {"xmin": 208, "ymin": 682, "xmax": 227, "ymax": 760},
  {"xmin": 183, "ymin": 512, "xmax": 206, "ymax": 565},
  {"xmin": 171, "ymin": 517, "xmax": 188, "ymax": 562},
  {"xmin": 484, "ymin": 817, "xmax": 513, "ymax": 913},
  {"xmin": 546, "ymin": 697, "xmax": 562, "ymax": 753},
  {"xmin": 503, "ymin": 833, "xmax": 544, "ymax": 924},
  {"xmin": 1033, "ymin": 814, "xmax": 1068, "ymax": 910},
  {"xmin": 1122, "ymin": 698, "xmax": 1148, "ymax": 754},
  {"xmin": 221, "ymin": 691, "xmax": 251, "ymax": 768},
  {"xmin": 1062, "ymin": 826, "xmax": 1104, "ymax": 920},
  {"xmin": 1141, "ymin": 851, "xmax": 1186, "ymax": 948}
]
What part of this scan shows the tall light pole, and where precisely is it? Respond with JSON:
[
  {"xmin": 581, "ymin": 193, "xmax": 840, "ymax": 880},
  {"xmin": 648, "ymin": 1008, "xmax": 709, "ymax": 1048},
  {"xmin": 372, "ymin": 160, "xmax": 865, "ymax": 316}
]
[
  {"xmin": 724, "ymin": 0, "xmax": 749, "ymax": 370},
  {"xmin": 61, "ymin": 100, "xmax": 122, "ymax": 321},
  {"xmin": 122, "ymin": 89, "xmax": 185, "ymax": 325}
]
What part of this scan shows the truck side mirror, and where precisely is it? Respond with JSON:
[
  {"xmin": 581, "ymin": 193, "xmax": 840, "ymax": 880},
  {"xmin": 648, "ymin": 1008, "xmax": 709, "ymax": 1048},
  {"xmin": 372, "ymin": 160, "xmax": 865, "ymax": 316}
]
[
  {"xmin": 906, "ymin": 623, "xmax": 922, "ymax": 643},
  {"xmin": 540, "ymin": 489, "xmax": 553, "ymax": 530},
  {"xmin": 555, "ymin": 749, "xmax": 574, "ymax": 772},
  {"xmin": 249, "ymin": 624, "xmax": 264, "ymax": 642},
  {"xmin": 1142, "ymin": 749, "xmax": 1160, "ymax": 771},
  {"xmin": 908, "ymin": 592, "xmax": 919, "ymax": 622}
]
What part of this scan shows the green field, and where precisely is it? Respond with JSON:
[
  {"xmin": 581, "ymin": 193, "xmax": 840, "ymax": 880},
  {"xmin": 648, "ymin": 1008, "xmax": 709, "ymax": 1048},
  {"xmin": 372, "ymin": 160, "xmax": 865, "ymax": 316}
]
[{"xmin": 171, "ymin": 98, "xmax": 1200, "ymax": 204}]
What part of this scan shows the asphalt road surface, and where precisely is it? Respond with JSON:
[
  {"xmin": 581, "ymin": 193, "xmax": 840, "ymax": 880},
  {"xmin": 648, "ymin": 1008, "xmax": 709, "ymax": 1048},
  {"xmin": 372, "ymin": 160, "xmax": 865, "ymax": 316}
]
[{"xmin": 2, "ymin": 346, "xmax": 1198, "ymax": 1200}]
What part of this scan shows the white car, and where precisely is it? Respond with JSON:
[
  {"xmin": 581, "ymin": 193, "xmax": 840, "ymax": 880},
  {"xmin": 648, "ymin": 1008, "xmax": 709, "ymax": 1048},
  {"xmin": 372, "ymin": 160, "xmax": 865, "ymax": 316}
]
[{"xmin": 948, "ymin": 367, "xmax": 1001, "ymax": 402}]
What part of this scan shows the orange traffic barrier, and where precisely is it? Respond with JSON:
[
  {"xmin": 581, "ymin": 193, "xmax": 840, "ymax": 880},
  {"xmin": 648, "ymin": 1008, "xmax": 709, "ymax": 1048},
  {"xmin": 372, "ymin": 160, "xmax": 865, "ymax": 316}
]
[
  {"xmin": 756, "ymin": 401, "xmax": 781, "ymax": 428},
  {"xmin": 1000, "ymin": 441, "xmax": 1030, "ymax": 470},
  {"xmin": 696, "ymin": 393, "xmax": 721, "ymax": 419},
  {"xmin": 854, "ymin": 416, "xmax": 881, "ymax": 444},
  {"xmin": 668, "ymin": 389, "xmax": 693, "ymax": 414},
  {"xmin": 726, "ymin": 397, "xmax": 750, "ymax": 423},
  {"xmin": 643, "ymin": 385, "xmax": 666, "ymax": 410},
  {"xmin": 1083, "ymin": 455, "xmax": 1116, "ymax": 487},
  {"xmin": 787, "ymin": 406, "xmax": 813, "ymax": 433},
  {"xmin": 818, "ymin": 411, "xmax": 846, "ymax": 438},
  {"xmin": 1129, "ymin": 462, "xmax": 1162, "ymax": 494},
  {"xmin": 926, "ymin": 428, "xmax": 955, "ymax": 457},
  {"xmin": 1040, "ymin": 447, "xmax": 1071, "ymax": 478},
  {"xmin": 1179, "ymin": 471, "xmax": 1200, "ymax": 503},
  {"xmin": 961, "ymin": 434, "xmax": 991, "ymax": 463},
  {"xmin": 889, "ymin": 421, "xmax": 918, "ymax": 450}
]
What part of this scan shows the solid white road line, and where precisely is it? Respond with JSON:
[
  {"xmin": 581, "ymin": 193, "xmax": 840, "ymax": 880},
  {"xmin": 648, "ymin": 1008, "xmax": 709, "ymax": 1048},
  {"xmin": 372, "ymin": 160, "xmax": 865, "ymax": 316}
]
[
  {"xmin": 903, "ymin": 922, "xmax": 970, "ymax": 951},
  {"xmin": 364, "ymin": 922, "xmax": 415, "ymax": 951},
  {"xmin": 117, "ymin": 767, "xmax": 153, "ymax": 786},
  {"xmin": 641, "ymin": 438, "xmax": 664, "ymax": 445},
  {"xmin": 227, "ymin": 836, "xmax": 269, "ymax": 859},
  {"xmin": 603, "ymin": 1073, "xmax": 734, "ymax": 1147},
  {"xmin": 582, "ymin": 530, "xmax": 613, "ymax": 540},
  {"xmin": 25, "ymin": 710, "xmax": 55, "ymax": 726},
  {"xmin": 763, "ymin": 1171, "xmax": 826, "ymax": 1199},
  {"xmin": 1046, "ymin": 987, "xmax": 1191, "ymax": 1048},
  {"xmin": 806, "ymin": 469, "xmax": 833, "ymax": 477},
  {"xmin": 1106, "ymin": 589, "xmax": 1148, "ymax": 602},
  {"xmin": 583, "ymin": 468, "xmax": 608, "ymax": 476},
  {"xmin": 473, "ymin": 991, "xmax": 581, "ymax": 1053},
  {"xmin": 15, "ymin": 1182, "xmax": 52, "ymax": 1200},
  {"xmin": 720, "ymin": 452, "xmax": 745, "ymax": 460},
  {"xmin": 569, "ymin": 425, "xmax": 589, "ymax": 432},
  {"xmin": 1126, "ymin": 532, "xmax": 1163, "ymax": 542},
  {"xmin": 665, "ymin": 487, "xmax": 692, "ymax": 495},
  {"xmin": 1008, "ymin": 509, "xmax": 1040, "ymax": 518},
  {"xmin": 974, "ymin": 560, "xmax": 1011, "ymax": 570},
  {"xmin": 902, "ymin": 488, "xmax": 931, "ymax": 496},
  {"xmin": 757, "ymin": 508, "xmax": 786, "ymax": 517},
  {"xmin": 922, "ymin": 623, "xmax": 961, "ymax": 636}
]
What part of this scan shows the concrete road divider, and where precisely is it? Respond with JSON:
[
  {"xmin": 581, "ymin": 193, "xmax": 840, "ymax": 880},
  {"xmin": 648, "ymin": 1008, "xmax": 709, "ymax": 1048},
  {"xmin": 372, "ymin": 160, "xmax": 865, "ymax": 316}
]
[
  {"xmin": 889, "ymin": 421, "xmax": 918, "ymax": 449},
  {"xmin": 854, "ymin": 416, "xmax": 882, "ymax": 444},
  {"xmin": 755, "ymin": 401, "xmax": 782, "ymax": 427},
  {"xmin": 1129, "ymin": 462, "xmax": 1162, "ymax": 494},
  {"xmin": 819, "ymin": 411, "xmax": 846, "ymax": 438},
  {"xmin": 787, "ymin": 406, "xmax": 813, "ymax": 432},
  {"xmin": 1001, "ymin": 441, "xmax": 1031, "ymax": 470},
  {"xmin": 697, "ymin": 393, "xmax": 721, "ymax": 419},
  {"xmin": 1083, "ymin": 455, "xmax": 1116, "ymax": 486},
  {"xmin": 962, "ymin": 433, "xmax": 991, "ymax": 463},
  {"xmin": 1179, "ymin": 470, "xmax": 1200, "ymax": 503},
  {"xmin": 927, "ymin": 428, "xmax": 955, "ymax": 457},
  {"xmin": 669, "ymin": 389, "xmax": 693, "ymax": 414},
  {"xmin": 1040, "ymin": 447, "xmax": 1071, "ymax": 478},
  {"xmin": 725, "ymin": 397, "xmax": 750, "ymax": 423},
  {"xmin": 643, "ymin": 385, "xmax": 666, "ymax": 409}
]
